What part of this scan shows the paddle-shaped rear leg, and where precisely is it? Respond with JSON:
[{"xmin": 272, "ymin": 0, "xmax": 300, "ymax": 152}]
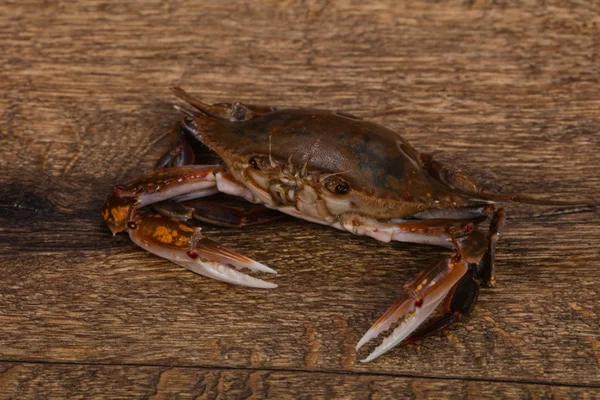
[{"xmin": 101, "ymin": 165, "xmax": 279, "ymax": 288}]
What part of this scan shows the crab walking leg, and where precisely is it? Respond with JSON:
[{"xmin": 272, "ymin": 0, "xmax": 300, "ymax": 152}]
[
  {"xmin": 339, "ymin": 214, "xmax": 486, "ymax": 249},
  {"xmin": 156, "ymin": 122, "xmax": 196, "ymax": 169},
  {"xmin": 127, "ymin": 214, "xmax": 277, "ymax": 288},
  {"xmin": 478, "ymin": 207, "xmax": 506, "ymax": 287},
  {"xmin": 154, "ymin": 199, "xmax": 284, "ymax": 228},
  {"xmin": 356, "ymin": 257, "xmax": 469, "ymax": 363}
]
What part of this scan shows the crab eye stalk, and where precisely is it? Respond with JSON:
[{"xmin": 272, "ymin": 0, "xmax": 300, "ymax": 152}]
[{"xmin": 324, "ymin": 176, "xmax": 350, "ymax": 195}]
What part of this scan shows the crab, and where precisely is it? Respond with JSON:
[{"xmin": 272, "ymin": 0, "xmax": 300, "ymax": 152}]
[{"xmin": 101, "ymin": 87, "xmax": 594, "ymax": 362}]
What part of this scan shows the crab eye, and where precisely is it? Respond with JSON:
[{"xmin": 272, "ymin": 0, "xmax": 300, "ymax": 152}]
[
  {"xmin": 335, "ymin": 182, "xmax": 350, "ymax": 194},
  {"xmin": 249, "ymin": 157, "xmax": 260, "ymax": 170},
  {"xmin": 325, "ymin": 176, "xmax": 350, "ymax": 195}
]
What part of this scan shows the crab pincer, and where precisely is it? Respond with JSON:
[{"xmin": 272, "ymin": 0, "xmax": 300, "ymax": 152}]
[
  {"xmin": 127, "ymin": 213, "xmax": 277, "ymax": 288},
  {"xmin": 356, "ymin": 257, "xmax": 468, "ymax": 362},
  {"xmin": 356, "ymin": 207, "xmax": 504, "ymax": 362},
  {"xmin": 101, "ymin": 165, "xmax": 278, "ymax": 288}
]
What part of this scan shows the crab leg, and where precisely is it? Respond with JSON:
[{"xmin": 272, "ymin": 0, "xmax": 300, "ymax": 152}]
[
  {"xmin": 366, "ymin": 212, "xmax": 505, "ymax": 350},
  {"xmin": 127, "ymin": 213, "xmax": 277, "ymax": 288},
  {"xmin": 154, "ymin": 199, "xmax": 284, "ymax": 228},
  {"xmin": 403, "ymin": 269, "xmax": 480, "ymax": 345},
  {"xmin": 101, "ymin": 165, "xmax": 218, "ymax": 233},
  {"xmin": 101, "ymin": 165, "xmax": 278, "ymax": 288},
  {"xmin": 339, "ymin": 214, "xmax": 486, "ymax": 249},
  {"xmin": 155, "ymin": 122, "xmax": 196, "ymax": 169},
  {"xmin": 356, "ymin": 256, "xmax": 469, "ymax": 362},
  {"xmin": 477, "ymin": 207, "xmax": 506, "ymax": 287},
  {"xmin": 356, "ymin": 208, "xmax": 505, "ymax": 362}
]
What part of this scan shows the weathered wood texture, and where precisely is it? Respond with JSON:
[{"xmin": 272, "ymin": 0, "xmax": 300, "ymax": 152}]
[
  {"xmin": 1, "ymin": 363, "xmax": 598, "ymax": 400},
  {"xmin": 1, "ymin": 0, "xmax": 600, "ymax": 397}
]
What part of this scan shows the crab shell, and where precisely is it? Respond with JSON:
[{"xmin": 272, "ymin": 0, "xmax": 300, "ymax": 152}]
[{"xmin": 191, "ymin": 108, "xmax": 473, "ymax": 224}]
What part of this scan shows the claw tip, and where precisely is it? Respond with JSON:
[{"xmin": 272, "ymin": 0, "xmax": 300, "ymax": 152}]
[
  {"xmin": 251, "ymin": 261, "xmax": 278, "ymax": 275},
  {"xmin": 355, "ymin": 338, "xmax": 368, "ymax": 352}
]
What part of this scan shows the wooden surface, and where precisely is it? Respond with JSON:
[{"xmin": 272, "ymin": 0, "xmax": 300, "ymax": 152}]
[{"xmin": 1, "ymin": 1, "xmax": 600, "ymax": 398}]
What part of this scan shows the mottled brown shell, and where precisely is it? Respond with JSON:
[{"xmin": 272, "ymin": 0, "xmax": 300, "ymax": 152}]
[{"xmin": 192, "ymin": 109, "xmax": 470, "ymax": 216}]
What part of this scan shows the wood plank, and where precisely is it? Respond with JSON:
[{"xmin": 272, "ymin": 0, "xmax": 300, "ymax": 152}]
[
  {"xmin": 1, "ymin": 0, "xmax": 599, "ymax": 391},
  {"xmin": 0, "ymin": 362, "xmax": 598, "ymax": 399}
]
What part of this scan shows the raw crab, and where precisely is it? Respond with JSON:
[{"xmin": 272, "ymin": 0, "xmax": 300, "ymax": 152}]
[{"xmin": 101, "ymin": 88, "xmax": 594, "ymax": 362}]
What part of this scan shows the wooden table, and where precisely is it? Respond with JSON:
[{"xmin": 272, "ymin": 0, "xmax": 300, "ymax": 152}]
[{"xmin": 2, "ymin": 1, "xmax": 599, "ymax": 398}]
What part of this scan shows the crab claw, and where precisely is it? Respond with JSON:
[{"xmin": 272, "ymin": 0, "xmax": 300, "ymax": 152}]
[
  {"xmin": 356, "ymin": 257, "xmax": 468, "ymax": 362},
  {"xmin": 173, "ymin": 237, "xmax": 278, "ymax": 289},
  {"xmin": 128, "ymin": 213, "xmax": 277, "ymax": 289}
]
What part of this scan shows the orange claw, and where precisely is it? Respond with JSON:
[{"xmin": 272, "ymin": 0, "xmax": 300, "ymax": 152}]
[
  {"xmin": 101, "ymin": 164, "xmax": 278, "ymax": 288},
  {"xmin": 128, "ymin": 213, "xmax": 277, "ymax": 288},
  {"xmin": 100, "ymin": 187, "xmax": 138, "ymax": 235}
]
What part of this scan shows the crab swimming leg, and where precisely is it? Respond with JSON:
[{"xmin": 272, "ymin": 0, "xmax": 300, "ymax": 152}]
[
  {"xmin": 101, "ymin": 165, "xmax": 278, "ymax": 288},
  {"xmin": 352, "ymin": 208, "xmax": 504, "ymax": 362}
]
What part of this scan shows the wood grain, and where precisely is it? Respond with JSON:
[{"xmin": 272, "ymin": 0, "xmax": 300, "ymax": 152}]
[
  {"xmin": 1, "ymin": 363, "xmax": 598, "ymax": 399},
  {"xmin": 1, "ymin": 0, "xmax": 600, "ymax": 397}
]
